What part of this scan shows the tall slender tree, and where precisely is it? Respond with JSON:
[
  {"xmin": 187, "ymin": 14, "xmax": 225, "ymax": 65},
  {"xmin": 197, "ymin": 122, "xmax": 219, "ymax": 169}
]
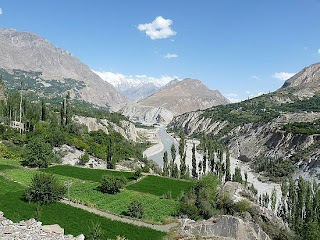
[
  {"xmin": 225, "ymin": 149, "xmax": 231, "ymax": 181},
  {"xmin": 163, "ymin": 151, "xmax": 169, "ymax": 177},
  {"xmin": 203, "ymin": 147, "xmax": 207, "ymax": 174},
  {"xmin": 191, "ymin": 143, "xmax": 198, "ymax": 178},
  {"xmin": 171, "ymin": 144, "xmax": 176, "ymax": 162}
]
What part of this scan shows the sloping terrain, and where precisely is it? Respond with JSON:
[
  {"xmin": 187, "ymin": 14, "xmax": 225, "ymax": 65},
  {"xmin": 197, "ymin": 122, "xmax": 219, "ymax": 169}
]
[
  {"xmin": 170, "ymin": 62, "xmax": 320, "ymax": 182},
  {"xmin": 0, "ymin": 28, "xmax": 126, "ymax": 110},
  {"xmin": 120, "ymin": 78, "xmax": 229, "ymax": 124}
]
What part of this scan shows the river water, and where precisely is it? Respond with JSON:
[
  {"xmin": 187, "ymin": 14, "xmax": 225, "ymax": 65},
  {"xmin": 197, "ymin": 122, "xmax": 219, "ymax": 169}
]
[{"xmin": 147, "ymin": 126, "xmax": 178, "ymax": 166}]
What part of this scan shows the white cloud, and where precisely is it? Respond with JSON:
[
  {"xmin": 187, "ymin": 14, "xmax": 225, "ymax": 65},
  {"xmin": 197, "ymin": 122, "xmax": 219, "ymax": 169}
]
[
  {"xmin": 272, "ymin": 72, "xmax": 296, "ymax": 81},
  {"xmin": 228, "ymin": 98, "xmax": 242, "ymax": 103},
  {"xmin": 93, "ymin": 70, "xmax": 180, "ymax": 90},
  {"xmin": 0, "ymin": 8, "xmax": 2, "ymax": 15},
  {"xmin": 318, "ymin": 49, "xmax": 320, "ymax": 55},
  {"xmin": 164, "ymin": 53, "xmax": 178, "ymax": 59},
  {"xmin": 245, "ymin": 90, "xmax": 250, "ymax": 94},
  {"xmin": 251, "ymin": 75, "xmax": 260, "ymax": 80},
  {"xmin": 138, "ymin": 16, "xmax": 176, "ymax": 40}
]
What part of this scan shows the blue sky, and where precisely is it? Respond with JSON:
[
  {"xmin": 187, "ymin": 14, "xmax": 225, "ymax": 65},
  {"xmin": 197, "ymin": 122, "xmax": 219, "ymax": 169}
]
[{"xmin": 1, "ymin": 0, "xmax": 320, "ymax": 101}]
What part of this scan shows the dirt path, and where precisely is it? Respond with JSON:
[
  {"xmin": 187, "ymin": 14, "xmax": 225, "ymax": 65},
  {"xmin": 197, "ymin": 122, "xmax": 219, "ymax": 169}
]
[{"xmin": 60, "ymin": 199, "xmax": 179, "ymax": 232}]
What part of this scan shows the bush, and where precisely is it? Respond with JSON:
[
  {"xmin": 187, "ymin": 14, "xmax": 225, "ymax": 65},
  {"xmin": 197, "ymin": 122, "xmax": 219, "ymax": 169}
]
[
  {"xmin": 127, "ymin": 200, "xmax": 144, "ymax": 219},
  {"xmin": 179, "ymin": 203, "xmax": 200, "ymax": 220},
  {"xmin": 133, "ymin": 169, "xmax": 142, "ymax": 180},
  {"xmin": 234, "ymin": 199, "xmax": 251, "ymax": 213},
  {"xmin": 98, "ymin": 175, "xmax": 127, "ymax": 194},
  {"xmin": 0, "ymin": 143, "xmax": 13, "ymax": 159},
  {"xmin": 25, "ymin": 172, "xmax": 66, "ymax": 204},
  {"xmin": 78, "ymin": 152, "xmax": 90, "ymax": 165},
  {"xmin": 23, "ymin": 137, "xmax": 53, "ymax": 168}
]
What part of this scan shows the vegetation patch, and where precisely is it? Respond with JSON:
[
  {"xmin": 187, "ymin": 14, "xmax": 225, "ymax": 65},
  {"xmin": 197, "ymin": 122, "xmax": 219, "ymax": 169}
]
[
  {"xmin": 69, "ymin": 182, "xmax": 180, "ymax": 223},
  {"xmin": 0, "ymin": 164, "xmax": 17, "ymax": 171},
  {"xmin": 40, "ymin": 165, "xmax": 134, "ymax": 182},
  {"xmin": 0, "ymin": 176, "xmax": 165, "ymax": 240},
  {"xmin": 126, "ymin": 175, "xmax": 194, "ymax": 199}
]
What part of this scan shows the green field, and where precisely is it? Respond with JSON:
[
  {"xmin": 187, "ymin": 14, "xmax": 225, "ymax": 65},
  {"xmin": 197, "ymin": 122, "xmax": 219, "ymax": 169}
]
[
  {"xmin": 126, "ymin": 175, "xmax": 195, "ymax": 199},
  {"xmin": 0, "ymin": 176, "xmax": 166, "ymax": 240},
  {"xmin": 4, "ymin": 169, "xmax": 78, "ymax": 186},
  {"xmin": 40, "ymin": 165, "xmax": 134, "ymax": 182},
  {"xmin": 0, "ymin": 164, "xmax": 17, "ymax": 171},
  {"xmin": 4, "ymin": 168, "xmax": 181, "ymax": 223},
  {"xmin": 70, "ymin": 182, "xmax": 179, "ymax": 223},
  {"xmin": 0, "ymin": 158, "xmax": 22, "ymax": 166}
]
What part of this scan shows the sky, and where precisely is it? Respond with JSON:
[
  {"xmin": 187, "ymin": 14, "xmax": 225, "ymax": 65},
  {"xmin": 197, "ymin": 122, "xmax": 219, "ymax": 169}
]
[{"xmin": 1, "ymin": 0, "xmax": 320, "ymax": 102}]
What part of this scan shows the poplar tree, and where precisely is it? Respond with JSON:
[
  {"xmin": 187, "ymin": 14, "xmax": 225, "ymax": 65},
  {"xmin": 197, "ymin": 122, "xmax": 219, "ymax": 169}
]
[
  {"xmin": 225, "ymin": 149, "xmax": 231, "ymax": 181},
  {"xmin": 171, "ymin": 144, "xmax": 176, "ymax": 162},
  {"xmin": 203, "ymin": 147, "xmax": 207, "ymax": 174},
  {"xmin": 163, "ymin": 151, "xmax": 169, "ymax": 177},
  {"xmin": 192, "ymin": 143, "xmax": 198, "ymax": 178}
]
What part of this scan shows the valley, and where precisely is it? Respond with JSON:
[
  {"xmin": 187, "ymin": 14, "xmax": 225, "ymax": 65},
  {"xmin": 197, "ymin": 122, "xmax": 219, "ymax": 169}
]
[{"xmin": 0, "ymin": 24, "xmax": 320, "ymax": 240}]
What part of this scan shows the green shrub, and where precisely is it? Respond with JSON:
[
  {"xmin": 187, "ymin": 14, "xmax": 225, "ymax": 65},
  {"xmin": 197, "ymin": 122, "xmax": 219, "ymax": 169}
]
[
  {"xmin": 0, "ymin": 143, "xmax": 13, "ymax": 159},
  {"xmin": 133, "ymin": 168, "xmax": 142, "ymax": 180},
  {"xmin": 235, "ymin": 199, "xmax": 251, "ymax": 213},
  {"xmin": 78, "ymin": 152, "xmax": 90, "ymax": 165},
  {"xmin": 25, "ymin": 172, "xmax": 66, "ymax": 204},
  {"xmin": 98, "ymin": 175, "xmax": 127, "ymax": 194},
  {"xmin": 179, "ymin": 203, "xmax": 200, "ymax": 220},
  {"xmin": 23, "ymin": 137, "xmax": 53, "ymax": 168},
  {"xmin": 127, "ymin": 200, "xmax": 144, "ymax": 219}
]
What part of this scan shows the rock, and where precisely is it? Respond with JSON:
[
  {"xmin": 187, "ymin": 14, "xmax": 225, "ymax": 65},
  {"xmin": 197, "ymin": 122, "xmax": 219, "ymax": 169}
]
[
  {"xmin": 42, "ymin": 224, "xmax": 64, "ymax": 234},
  {"xmin": 177, "ymin": 215, "xmax": 271, "ymax": 240},
  {"xmin": 0, "ymin": 214, "xmax": 82, "ymax": 239}
]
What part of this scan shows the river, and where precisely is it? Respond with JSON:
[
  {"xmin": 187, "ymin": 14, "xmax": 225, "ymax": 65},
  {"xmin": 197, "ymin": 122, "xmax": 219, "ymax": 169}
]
[{"xmin": 146, "ymin": 126, "xmax": 179, "ymax": 166}]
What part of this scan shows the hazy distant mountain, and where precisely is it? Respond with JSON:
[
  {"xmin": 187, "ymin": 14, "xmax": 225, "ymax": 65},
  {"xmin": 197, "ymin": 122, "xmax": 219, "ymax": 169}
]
[
  {"xmin": 120, "ymin": 78, "xmax": 229, "ymax": 124},
  {"xmin": 94, "ymin": 72, "xmax": 181, "ymax": 102},
  {"xmin": 0, "ymin": 28, "xmax": 127, "ymax": 110}
]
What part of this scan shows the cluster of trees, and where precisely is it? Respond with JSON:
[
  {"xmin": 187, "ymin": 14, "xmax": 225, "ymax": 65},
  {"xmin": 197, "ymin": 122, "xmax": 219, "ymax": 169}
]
[
  {"xmin": 254, "ymin": 156, "xmax": 296, "ymax": 180},
  {"xmin": 281, "ymin": 119, "xmax": 320, "ymax": 135},
  {"xmin": 0, "ymin": 81, "xmax": 148, "ymax": 169},
  {"xmin": 277, "ymin": 177, "xmax": 320, "ymax": 239}
]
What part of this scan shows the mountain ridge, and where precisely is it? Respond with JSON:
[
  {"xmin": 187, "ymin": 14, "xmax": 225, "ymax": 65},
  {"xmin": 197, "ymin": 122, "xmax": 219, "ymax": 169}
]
[{"xmin": 0, "ymin": 28, "xmax": 127, "ymax": 110}]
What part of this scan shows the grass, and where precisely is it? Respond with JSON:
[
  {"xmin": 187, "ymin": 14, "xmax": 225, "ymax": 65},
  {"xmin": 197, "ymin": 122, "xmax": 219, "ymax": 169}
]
[
  {"xmin": 4, "ymin": 169, "xmax": 79, "ymax": 186},
  {"xmin": 0, "ymin": 164, "xmax": 17, "ymax": 171},
  {"xmin": 126, "ymin": 175, "xmax": 195, "ymax": 199},
  {"xmin": 0, "ymin": 176, "xmax": 166, "ymax": 240},
  {"xmin": 70, "ymin": 182, "xmax": 180, "ymax": 223},
  {"xmin": 40, "ymin": 165, "xmax": 134, "ymax": 182},
  {"xmin": 0, "ymin": 158, "xmax": 22, "ymax": 166},
  {"xmin": 4, "ymin": 168, "xmax": 180, "ymax": 223}
]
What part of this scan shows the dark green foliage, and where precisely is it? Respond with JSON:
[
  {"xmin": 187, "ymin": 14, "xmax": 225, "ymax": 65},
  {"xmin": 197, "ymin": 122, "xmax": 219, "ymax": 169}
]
[
  {"xmin": 41, "ymin": 165, "xmax": 134, "ymax": 182},
  {"xmin": 0, "ymin": 176, "xmax": 166, "ymax": 240},
  {"xmin": 127, "ymin": 200, "xmax": 144, "ymax": 219},
  {"xmin": 78, "ymin": 152, "xmax": 90, "ymax": 165},
  {"xmin": 254, "ymin": 156, "xmax": 296, "ymax": 179},
  {"xmin": 171, "ymin": 143, "xmax": 176, "ymax": 162},
  {"xmin": 24, "ymin": 172, "xmax": 66, "ymax": 204},
  {"xmin": 180, "ymin": 153, "xmax": 187, "ymax": 179},
  {"xmin": 178, "ymin": 131, "xmax": 185, "ymax": 159},
  {"xmin": 162, "ymin": 151, "xmax": 169, "ymax": 177},
  {"xmin": 232, "ymin": 167, "xmax": 243, "ymax": 183},
  {"xmin": 225, "ymin": 150, "xmax": 231, "ymax": 181},
  {"xmin": 98, "ymin": 175, "xmax": 127, "ymax": 194},
  {"xmin": 192, "ymin": 143, "xmax": 197, "ymax": 178},
  {"xmin": 133, "ymin": 168, "xmax": 142, "ymax": 180},
  {"xmin": 171, "ymin": 163, "xmax": 179, "ymax": 178},
  {"xmin": 281, "ymin": 120, "xmax": 320, "ymax": 135},
  {"xmin": 126, "ymin": 175, "xmax": 194, "ymax": 199},
  {"xmin": 179, "ymin": 174, "xmax": 219, "ymax": 220},
  {"xmin": 23, "ymin": 137, "xmax": 53, "ymax": 168},
  {"xmin": 41, "ymin": 99, "xmax": 47, "ymax": 121}
]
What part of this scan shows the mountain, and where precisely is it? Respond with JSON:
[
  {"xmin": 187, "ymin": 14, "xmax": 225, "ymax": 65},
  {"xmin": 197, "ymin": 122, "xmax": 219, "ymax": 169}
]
[
  {"xmin": 170, "ymin": 63, "xmax": 320, "ymax": 183},
  {"xmin": 280, "ymin": 62, "xmax": 320, "ymax": 97},
  {"xmin": 119, "ymin": 78, "xmax": 229, "ymax": 124},
  {"xmin": 122, "ymin": 81, "xmax": 161, "ymax": 102},
  {"xmin": 0, "ymin": 28, "xmax": 127, "ymax": 110}
]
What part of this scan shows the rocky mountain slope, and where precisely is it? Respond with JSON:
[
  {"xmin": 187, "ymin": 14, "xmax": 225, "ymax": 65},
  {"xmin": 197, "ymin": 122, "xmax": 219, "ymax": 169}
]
[
  {"xmin": 170, "ymin": 62, "xmax": 320, "ymax": 182},
  {"xmin": 0, "ymin": 28, "xmax": 126, "ymax": 110},
  {"xmin": 120, "ymin": 78, "xmax": 229, "ymax": 124},
  {"xmin": 279, "ymin": 62, "xmax": 320, "ymax": 97}
]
